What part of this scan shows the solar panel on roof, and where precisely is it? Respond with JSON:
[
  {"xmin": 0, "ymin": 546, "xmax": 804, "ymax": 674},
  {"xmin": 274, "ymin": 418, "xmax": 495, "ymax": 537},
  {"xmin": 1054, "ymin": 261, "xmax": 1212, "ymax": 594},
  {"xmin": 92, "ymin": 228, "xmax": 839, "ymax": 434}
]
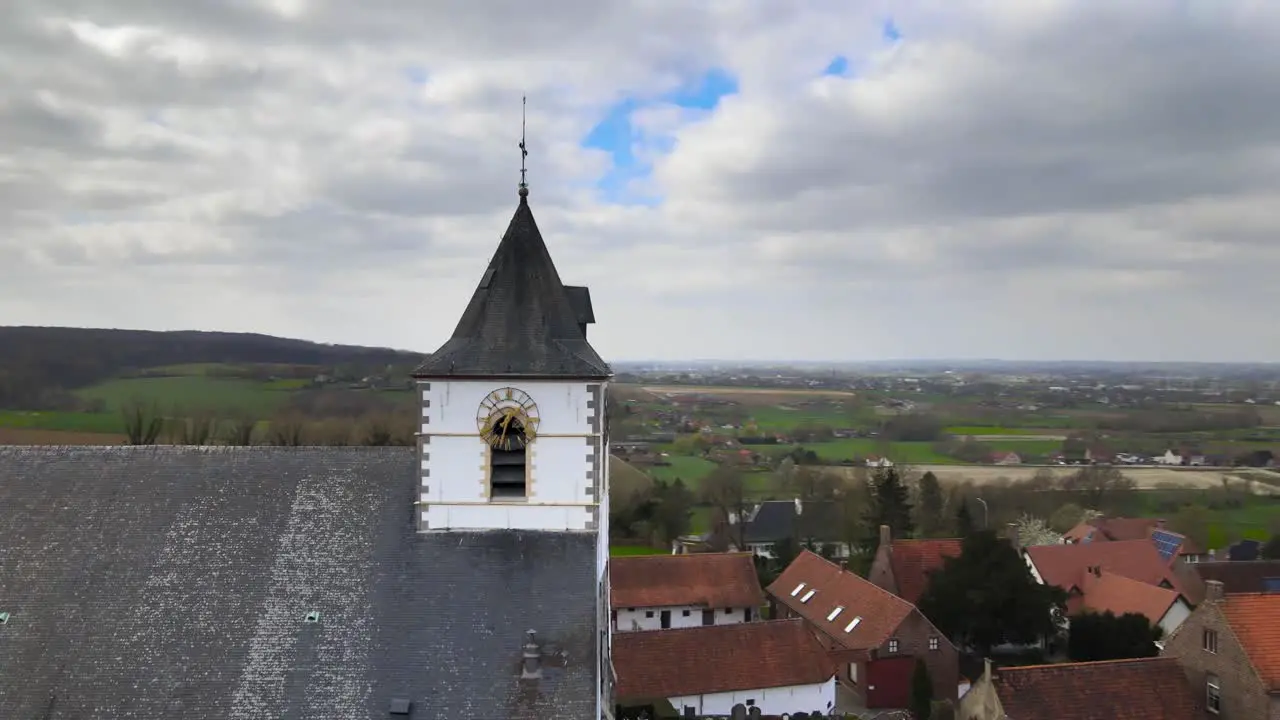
[
  {"xmin": 1263, "ymin": 577, "xmax": 1280, "ymax": 593},
  {"xmin": 1151, "ymin": 530, "xmax": 1182, "ymax": 561}
]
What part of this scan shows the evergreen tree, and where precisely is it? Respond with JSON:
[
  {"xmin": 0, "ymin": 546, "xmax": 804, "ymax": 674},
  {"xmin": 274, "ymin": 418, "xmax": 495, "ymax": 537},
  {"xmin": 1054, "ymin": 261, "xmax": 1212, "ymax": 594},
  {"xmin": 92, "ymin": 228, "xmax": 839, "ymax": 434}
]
[
  {"xmin": 918, "ymin": 471, "xmax": 944, "ymax": 537},
  {"xmin": 1067, "ymin": 610, "xmax": 1163, "ymax": 661},
  {"xmin": 861, "ymin": 466, "xmax": 914, "ymax": 553},
  {"xmin": 918, "ymin": 530, "xmax": 1067, "ymax": 656},
  {"xmin": 955, "ymin": 497, "xmax": 975, "ymax": 537}
]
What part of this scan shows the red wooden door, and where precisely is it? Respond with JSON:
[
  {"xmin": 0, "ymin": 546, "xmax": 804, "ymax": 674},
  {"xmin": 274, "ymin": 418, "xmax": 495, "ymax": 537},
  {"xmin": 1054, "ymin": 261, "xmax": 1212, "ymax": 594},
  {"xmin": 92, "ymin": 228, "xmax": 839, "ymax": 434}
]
[{"xmin": 865, "ymin": 656, "xmax": 915, "ymax": 708}]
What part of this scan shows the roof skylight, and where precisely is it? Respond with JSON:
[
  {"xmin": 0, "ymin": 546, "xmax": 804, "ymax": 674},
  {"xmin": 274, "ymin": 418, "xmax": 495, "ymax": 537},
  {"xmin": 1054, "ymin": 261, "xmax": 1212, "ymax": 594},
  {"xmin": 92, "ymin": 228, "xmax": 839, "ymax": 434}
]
[
  {"xmin": 790, "ymin": 582, "xmax": 806, "ymax": 597},
  {"xmin": 844, "ymin": 616, "xmax": 862, "ymax": 632},
  {"xmin": 800, "ymin": 589, "xmax": 816, "ymax": 603},
  {"xmin": 826, "ymin": 606, "xmax": 844, "ymax": 621}
]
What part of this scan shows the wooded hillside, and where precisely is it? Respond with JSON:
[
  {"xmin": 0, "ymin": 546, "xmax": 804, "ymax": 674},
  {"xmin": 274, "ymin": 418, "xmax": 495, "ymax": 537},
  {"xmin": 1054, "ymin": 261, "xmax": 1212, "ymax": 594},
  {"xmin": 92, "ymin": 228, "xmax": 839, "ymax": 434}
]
[{"xmin": 0, "ymin": 326, "xmax": 424, "ymax": 409}]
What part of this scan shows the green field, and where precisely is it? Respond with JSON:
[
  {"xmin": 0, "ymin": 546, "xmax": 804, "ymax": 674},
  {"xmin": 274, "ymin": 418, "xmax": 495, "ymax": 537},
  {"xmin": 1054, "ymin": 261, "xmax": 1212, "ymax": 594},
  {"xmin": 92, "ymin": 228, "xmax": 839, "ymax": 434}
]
[
  {"xmin": 944, "ymin": 426, "xmax": 1061, "ymax": 436},
  {"xmin": 744, "ymin": 404, "xmax": 858, "ymax": 431},
  {"xmin": 790, "ymin": 439, "xmax": 955, "ymax": 464},
  {"xmin": 610, "ymin": 544, "xmax": 665, "ymax": 556},
  {"xmin": 77, "ymin": 376, "xmax": 293, "ymax": 415},
  {"xmin": 0, "ymin": 410, "xmax": 124, "ymax": 434},
  {"xmin": 1206, "ymin": 504, "xmax": 1280, "ymax": 548},
  {"xmin": 647, "ymin": 455, "xmax": 718, "ymax": 484},
  {"xmin": 0, "ymin": 372, "xmax": 304, "ymax": 435}
]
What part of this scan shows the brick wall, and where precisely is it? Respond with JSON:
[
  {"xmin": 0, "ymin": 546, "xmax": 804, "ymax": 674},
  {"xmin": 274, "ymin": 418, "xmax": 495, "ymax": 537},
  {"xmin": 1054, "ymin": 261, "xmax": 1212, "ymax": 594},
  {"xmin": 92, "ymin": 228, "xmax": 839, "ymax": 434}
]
[
  {"xmin": 1162, "ymin": 599, "xmax": 1268, "ymax": 719},
  {"xmin": 881, "ymin": 608, "xmax": 961, "ymax": 702}
]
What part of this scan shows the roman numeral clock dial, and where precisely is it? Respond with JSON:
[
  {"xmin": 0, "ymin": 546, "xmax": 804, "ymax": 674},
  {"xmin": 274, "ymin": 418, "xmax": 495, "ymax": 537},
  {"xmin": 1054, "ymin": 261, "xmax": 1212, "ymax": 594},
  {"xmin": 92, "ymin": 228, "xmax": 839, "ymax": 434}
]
[{"xmin": 476, "ymin": 387, "xmax": 540, "ymax": 451}]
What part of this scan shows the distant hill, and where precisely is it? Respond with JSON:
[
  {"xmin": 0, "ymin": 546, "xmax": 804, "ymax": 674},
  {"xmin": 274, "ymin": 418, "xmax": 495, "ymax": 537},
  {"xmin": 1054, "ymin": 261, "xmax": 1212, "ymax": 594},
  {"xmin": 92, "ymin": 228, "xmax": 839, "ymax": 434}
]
[{"xmin": 0, "ymin": 326, "xmax": 426, "ymax": 408}]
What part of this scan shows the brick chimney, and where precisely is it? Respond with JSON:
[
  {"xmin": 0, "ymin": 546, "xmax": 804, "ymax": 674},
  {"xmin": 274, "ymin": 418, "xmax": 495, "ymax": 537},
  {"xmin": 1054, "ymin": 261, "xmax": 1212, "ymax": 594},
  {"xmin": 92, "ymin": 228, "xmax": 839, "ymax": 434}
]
[
  {"xmin": 879, "ymin": 524, "xmax": 891, "ymax": 549},
  {"xmin": 1205, "ymin": 579, "xmax": 1224, "ymax": 603},
  {"xmin": 1006, "ymin": 522, "xmax": 1021, "ymax": 551}
]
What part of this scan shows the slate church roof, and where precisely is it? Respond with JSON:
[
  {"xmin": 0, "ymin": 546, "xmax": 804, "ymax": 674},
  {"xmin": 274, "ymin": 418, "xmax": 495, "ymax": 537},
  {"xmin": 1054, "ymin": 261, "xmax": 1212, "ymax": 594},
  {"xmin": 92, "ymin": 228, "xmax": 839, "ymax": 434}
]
[
  {"xmin": 413, "ymin": 192, "xmax": 611, "ymax": 379},
  {"xmin": 0, "ymin": 445, "xmax": 600, "ymax": 720}
]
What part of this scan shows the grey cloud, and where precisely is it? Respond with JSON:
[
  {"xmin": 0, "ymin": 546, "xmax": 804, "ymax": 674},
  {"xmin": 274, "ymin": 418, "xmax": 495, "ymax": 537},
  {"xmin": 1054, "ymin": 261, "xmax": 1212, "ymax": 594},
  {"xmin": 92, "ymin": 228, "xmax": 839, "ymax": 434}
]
[{"xmin": 2, "ymin": 0, "xmax": 1279, "ymax": 361}]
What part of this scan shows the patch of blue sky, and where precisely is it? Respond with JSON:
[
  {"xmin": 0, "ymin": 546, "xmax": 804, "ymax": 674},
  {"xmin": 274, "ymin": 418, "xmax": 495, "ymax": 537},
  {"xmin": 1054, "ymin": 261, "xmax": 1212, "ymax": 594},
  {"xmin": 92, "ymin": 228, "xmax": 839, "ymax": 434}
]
[
  {"xmin": 581, "ymin": 68, "xmax": 737, "ymax": 205},
  {"xmin": 402, "ymin": 66, "xmax": 428, "ymax": 84},
  {"xmin": 882, "ymin": 18, "xmax": 901, "ymax": 42},
  {"xmin": 823, "ymin": 56, "xmax": 850, "ymax": 77}
]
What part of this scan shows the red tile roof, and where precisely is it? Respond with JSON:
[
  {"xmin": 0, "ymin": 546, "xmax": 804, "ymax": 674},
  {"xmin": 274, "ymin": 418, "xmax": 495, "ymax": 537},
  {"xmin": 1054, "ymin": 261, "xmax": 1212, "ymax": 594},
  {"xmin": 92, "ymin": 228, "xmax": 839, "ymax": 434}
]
[
  {"xmin": 993, "ymin": 657, "xmax": 1200, "ymax": 720},
  {"xmin": 1063, "ymin": 517, "xmax": 1202, "ymax": 555},
  {"xmin": 766, "ymin": 550, "xmax": 915, "ymax": 650},
  {"xmin": 887, "ymin": 538, "xmax": 963, "ymax": 605},
  {"xmin": 1221, "ymin": 593, "xmax": 1280, "ymax": 690},
  {"xmin": 612, "ymin": 619, "xmax": 835, "ymax": 700},
  {"xmin": 610, "ymin": 552, "xmax": 764, "ymax": 610},
  {"xmin": 1025, "ymin": 540, "xmax": 1183, "ymax": 595},
  {"xmin": 1077, "ymin": 569, "xmax": 1182, "ymax": 625}
]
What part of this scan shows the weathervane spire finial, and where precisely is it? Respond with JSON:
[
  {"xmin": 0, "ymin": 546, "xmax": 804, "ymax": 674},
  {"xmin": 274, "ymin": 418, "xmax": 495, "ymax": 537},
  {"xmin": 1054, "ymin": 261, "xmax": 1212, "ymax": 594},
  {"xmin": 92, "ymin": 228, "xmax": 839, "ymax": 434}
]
[{"xmin": 518, "ymin": 96, "xmax": 529, "ymax": 198}]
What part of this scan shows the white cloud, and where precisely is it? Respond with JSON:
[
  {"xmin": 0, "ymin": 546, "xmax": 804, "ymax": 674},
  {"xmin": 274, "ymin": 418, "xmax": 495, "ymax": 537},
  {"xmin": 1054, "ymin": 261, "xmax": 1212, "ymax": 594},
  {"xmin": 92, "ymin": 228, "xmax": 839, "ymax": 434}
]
[{"xmin": 2, "ymin": 0, "xmax": 1279, "ymax": 362}]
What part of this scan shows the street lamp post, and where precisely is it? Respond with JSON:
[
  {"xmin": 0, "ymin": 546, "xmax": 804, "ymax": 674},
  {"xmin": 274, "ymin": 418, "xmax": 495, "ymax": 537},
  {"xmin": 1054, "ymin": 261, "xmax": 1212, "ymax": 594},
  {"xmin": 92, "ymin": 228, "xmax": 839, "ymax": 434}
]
[{"xmin": 975, "ymin": 497, "xmax": 989, "ymax": 529}]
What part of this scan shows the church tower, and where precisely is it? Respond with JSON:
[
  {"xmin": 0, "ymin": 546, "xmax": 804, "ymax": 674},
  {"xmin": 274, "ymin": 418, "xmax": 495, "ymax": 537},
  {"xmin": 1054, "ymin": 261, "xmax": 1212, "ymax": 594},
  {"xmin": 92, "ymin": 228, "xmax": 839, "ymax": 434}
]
[{"xmin": 411, "ymin": 185, "xmax": 612, "ymax": 538}]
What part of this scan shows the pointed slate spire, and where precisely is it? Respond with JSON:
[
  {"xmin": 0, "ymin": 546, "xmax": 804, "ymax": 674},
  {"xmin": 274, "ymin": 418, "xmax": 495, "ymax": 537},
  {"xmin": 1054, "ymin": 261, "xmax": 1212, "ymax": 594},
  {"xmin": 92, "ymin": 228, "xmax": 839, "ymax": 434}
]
[{"xmin": 412, "ymin": 192, "xmax": 610, "ymax": 379}]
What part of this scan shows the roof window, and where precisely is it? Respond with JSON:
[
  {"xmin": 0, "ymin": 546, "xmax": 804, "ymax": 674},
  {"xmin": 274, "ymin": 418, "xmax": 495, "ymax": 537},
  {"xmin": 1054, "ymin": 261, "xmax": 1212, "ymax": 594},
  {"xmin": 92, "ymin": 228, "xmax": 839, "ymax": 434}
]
[
  {"xmin": 0, "ymin": 612, "xmax": 8, "ymax": 625},
  {"xmin": 800, "ymin": 589, "xmax": 816, "ymax": 603},
  {"xmin": 844, "ymin": 616, "xmax": 863, "ymax": 633},
  {"xmin": 827, "ymin": 606, "xmax": 844, "ymax": 621},
  {"xmin": 304, "ymin": 611, "xmax": 321, "ymax": 624},
  {"xmin": 790, "ymin": 582, "xmax": 806, "ymax": 597}
]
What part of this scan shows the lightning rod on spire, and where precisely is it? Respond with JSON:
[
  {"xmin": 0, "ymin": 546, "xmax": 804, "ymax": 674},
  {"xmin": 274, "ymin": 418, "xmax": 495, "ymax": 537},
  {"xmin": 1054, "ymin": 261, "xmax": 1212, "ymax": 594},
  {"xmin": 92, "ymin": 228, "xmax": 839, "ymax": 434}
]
[{"xmin": 518, "ymin": 96, "xmax": 529, "ymax": 197}]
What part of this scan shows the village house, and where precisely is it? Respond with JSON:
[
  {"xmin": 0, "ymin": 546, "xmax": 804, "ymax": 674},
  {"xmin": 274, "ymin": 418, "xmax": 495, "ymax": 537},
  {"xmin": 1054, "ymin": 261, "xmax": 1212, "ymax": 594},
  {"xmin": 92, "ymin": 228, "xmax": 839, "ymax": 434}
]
[
  {"xmin": 1062, "ymin": 515, "xmax": 1207, "ymax": 563},
  {"xmin": 1076, "ymin": 567, "xmax": 1194, "ymax": 639},
  {"xmin": 767, "ymin": 551, "xmax": 960, "ymax": 711},
  {"xmin": 957, "ymin": 656, "xmax": 1202, "ymax": 720},
  {"xmin": 990, "ymin": 450, "xmax": 1022, "ymax": 465},
  {"xmin": 1085, "ymin": 443, "xmax": 1115, "ymax": 464},
  {"xmin": 612, "ymin": 619, "xmax": 839, "ymax": 718},
  {"xmin": 1161, "ymin": 581, "xmax": 1280, "ymax": 720},
  {"xmin": 609, "ymin": 553, "xmax": 763, "ymax": 632},
  {"xmin": 1023, "ymin": 539, "xmax": 1191, "ymax": 637},
  {"xmin": 729, "ymin": 499, "xmax": 851, "ymax": 559},
  {"xmin": 1176, "ymin": 560, "xmax": 1280, "ymax": 604},
  {"xmin": 864, "ymin": 455, "xmax": 894, "ymax": 468},
  {"xmin": 867, "ymin": 524, "xmax": 963, "ymax": 605}
]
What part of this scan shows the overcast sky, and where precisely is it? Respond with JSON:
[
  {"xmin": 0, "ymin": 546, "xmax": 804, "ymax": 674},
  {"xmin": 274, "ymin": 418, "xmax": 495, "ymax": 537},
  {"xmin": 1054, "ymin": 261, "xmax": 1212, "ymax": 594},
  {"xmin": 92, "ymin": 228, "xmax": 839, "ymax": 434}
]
[{"xmin": 3, "ymin": 1, "xmax": 1279, "ymax": 363}]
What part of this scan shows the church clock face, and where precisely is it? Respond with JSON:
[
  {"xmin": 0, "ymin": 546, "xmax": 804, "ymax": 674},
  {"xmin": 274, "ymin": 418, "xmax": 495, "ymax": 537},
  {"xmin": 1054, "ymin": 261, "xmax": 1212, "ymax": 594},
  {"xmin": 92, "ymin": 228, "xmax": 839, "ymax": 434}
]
[{"xmin": 476, "ymin": 387, "xmax": 541, "ymax": 451}]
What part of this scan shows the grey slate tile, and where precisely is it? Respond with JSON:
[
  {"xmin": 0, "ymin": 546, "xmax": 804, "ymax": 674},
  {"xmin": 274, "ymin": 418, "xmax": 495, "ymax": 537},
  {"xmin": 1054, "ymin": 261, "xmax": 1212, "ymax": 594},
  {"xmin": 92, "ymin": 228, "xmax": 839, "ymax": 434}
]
[
  {"xmin": 412, "ymin": 196, "xmax": 611, "ymax": 379},
  {"xmin": 0, "ymin": 445, "xmax": 599, "ymax": 720}
]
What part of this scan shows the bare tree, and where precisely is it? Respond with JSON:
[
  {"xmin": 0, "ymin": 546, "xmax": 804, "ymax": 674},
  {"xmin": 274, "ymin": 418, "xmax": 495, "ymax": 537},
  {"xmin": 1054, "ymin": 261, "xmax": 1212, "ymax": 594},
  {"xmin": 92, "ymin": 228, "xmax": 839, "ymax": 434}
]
[
  {"xmin": 701, "ymin": 465, "xmax": 749, "ymax": 550},
  {"xmin": 121, "ymin": 401, "xmax": 164, "ymax": 445},
  {"xmin": 165, "ymin": 409, "xmax": 217, "ymax": 445},
  {"xmin": 360, "ymin": 414, "xmax": 394, "ymax": 446},
  {"xmin": 1062, "ymin": 466, "xmax": 1135, "ymax": 510},
  {"xmin": 222, "ymin": 417, "xmax": 258, "ymax": 446},
  {"xmin": 267, "ymin": 412, "xmax": 308, "ymax": 446},
  {"xmin": 788, "ymin": 465, "xmax": 841, "ymax": 502}
]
